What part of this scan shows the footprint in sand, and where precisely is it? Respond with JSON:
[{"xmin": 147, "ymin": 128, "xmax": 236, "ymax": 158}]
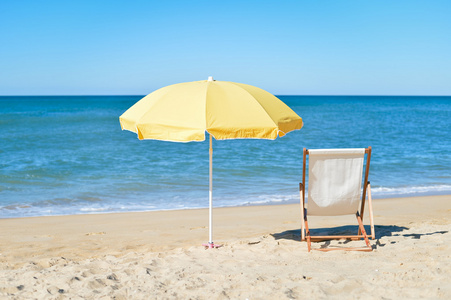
[{"xmin": 189, "ymin": 226, "xmax": 206, "ymax": 230}]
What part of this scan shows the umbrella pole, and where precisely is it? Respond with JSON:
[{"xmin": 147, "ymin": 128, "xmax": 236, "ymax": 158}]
[
  {"xmin": 204, "ymin": 133, "xmax": 222, "ymax": 249},
  {"xmin": 209, "ymin": 133, "xmax": 213, "ymax": 244}
]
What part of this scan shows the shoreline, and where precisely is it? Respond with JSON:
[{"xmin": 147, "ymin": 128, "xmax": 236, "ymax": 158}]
[
  {"xmin": 1, "ymin": 194, "xmax": 450, "ymax": 298},
  {"xmin": 2, "ymin": 190, "xmax": 451, "ymax": 220},
  {"xmin": 3, "ymin": 193, "xmax": 450, "ymax": 219}
]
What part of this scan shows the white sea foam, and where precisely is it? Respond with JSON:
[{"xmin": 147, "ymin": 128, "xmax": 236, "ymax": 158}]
[
  {"xmin": 233, "ymin": 184, "xmax": 451, "ymax": 207},
  {"xmin": 371, "ymin": 185, "xmax": 451, "ymax": 198}
]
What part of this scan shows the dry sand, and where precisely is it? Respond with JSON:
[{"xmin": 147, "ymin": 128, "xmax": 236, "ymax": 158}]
[{"xmin": 0, "ymin": 195, "xmax": 450, "ymax": 299}]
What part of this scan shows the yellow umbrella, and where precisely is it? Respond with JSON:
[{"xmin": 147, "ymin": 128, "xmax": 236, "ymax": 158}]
[{"xmin": 120, "ymin": 77, "xmax": 303, "ymax": 247}]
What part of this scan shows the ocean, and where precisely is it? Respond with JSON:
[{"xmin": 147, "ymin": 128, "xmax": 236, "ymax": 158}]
[{"xmin": 1, "ymin": 95, "xmax": 450, "ymax": 218}]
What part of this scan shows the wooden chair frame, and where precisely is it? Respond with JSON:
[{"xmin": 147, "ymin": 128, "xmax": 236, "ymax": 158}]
[{"xmin": 299, "ymin": 147, "xmax": 375, "ymax": 252}]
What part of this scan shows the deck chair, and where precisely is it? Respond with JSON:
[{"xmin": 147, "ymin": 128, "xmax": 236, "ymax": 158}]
[{"xmin": 299, "ymin": 147, "xmax": 375, "ymax": 252}]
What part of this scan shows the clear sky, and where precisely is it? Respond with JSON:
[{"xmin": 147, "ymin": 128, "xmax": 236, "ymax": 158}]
[{"xmin": 1, "ymin": 0, "xmax": 450, "ymax": 96}]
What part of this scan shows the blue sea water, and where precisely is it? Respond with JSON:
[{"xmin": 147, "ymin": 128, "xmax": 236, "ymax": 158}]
[{"xmin": 1, "ymin": 95, "xmax": 450, "ymax": 218}]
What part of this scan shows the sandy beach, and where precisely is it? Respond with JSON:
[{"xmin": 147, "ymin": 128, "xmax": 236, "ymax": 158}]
[{"xmin": 0, "ymin": 195, "xmax": 450, "ymax": 299}]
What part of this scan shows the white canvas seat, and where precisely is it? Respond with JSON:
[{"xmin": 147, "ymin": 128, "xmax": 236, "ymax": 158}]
[{"xmin": 300, "ymin": 147, "xmax": 375, "ymax": 252}]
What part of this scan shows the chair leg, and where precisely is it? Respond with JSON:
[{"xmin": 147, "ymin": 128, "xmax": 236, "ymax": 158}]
[
  {"xmin": 300, "ymin": 184, "xmax": 305, "ymax": 241},
  {"xmin": 304, "ymin": 216, "xmax": 311, "ymax": 252},
  {"xmin": 367, "ymin": 183, "xmax": 375, "ymax": 239},
  {"xmin": 356, "ymin": 213, "xmax": 371, "ymax": 250},
  {"xmin": 357, "ymin": 183, "xmax": 375, "ymax": 239}
]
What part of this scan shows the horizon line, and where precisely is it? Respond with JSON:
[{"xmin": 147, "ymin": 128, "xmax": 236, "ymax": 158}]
[{"xmin": 1, "ymin": 94, "xmax": 451, "ymax": 97}]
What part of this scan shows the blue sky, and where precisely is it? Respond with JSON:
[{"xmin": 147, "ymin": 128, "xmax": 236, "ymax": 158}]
[{"xmin": 1, "ymin": 1, "xmax": 450, "ymax": 95}]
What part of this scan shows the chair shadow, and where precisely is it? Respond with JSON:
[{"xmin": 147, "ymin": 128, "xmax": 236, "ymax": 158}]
[
  {"xmin": 272, "ymin": 225, "xmax": 407, "ymax": 242},
  {"xmin": 271, "ymin": 225, "xmax": 449, "ymax": 249}
]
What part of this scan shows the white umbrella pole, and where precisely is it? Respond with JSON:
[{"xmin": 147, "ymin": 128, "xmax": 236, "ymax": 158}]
[
  {"xmin": 209, "ymin": 133, "xmax": 213, "ymax": 245},
  {"xmin": 203, "ymin": 133, "xmax": 222, "ymax": 249}
]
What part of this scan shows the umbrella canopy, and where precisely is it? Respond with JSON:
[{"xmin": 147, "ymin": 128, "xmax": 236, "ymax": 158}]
[
  {"xmin": 120, "ymin": 77, "xmax": 302, "ymax": 142},
  {"xmin": 119, "ymin": 77, "xmax": 303, "ymax": 248}
]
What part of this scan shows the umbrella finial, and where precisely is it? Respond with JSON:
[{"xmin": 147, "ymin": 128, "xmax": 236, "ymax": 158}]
[{"xmin": 208, "ymin": 76, "xmax": 214, "ymax": 82}]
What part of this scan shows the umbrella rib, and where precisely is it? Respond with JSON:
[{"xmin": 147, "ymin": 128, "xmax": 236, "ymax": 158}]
[{"xmin": 236, "ymin": 84, "xmax": 279, "ymax": 129}]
